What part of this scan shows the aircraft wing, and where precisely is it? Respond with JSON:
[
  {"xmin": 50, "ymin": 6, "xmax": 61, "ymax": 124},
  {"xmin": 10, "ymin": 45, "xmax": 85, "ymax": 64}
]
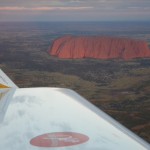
[
  {"xmin": 0, "ymin": 69, "xmax": 18, "ymax": 122},
  {"xmin": 0, "ymin": 70, "xmax": 149, "ymax": 150}
]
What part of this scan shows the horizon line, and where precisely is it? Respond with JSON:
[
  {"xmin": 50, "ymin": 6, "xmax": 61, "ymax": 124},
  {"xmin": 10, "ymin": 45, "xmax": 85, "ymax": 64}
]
[{"xmin": 0, "ymin": 20, "xmax": 150, "ymax": 23}]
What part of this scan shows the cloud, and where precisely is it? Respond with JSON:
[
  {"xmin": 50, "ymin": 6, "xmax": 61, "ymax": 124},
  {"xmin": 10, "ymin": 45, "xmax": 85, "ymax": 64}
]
[
  {"xmin": 0, "ymin": 6, "xmax": 93, "ymax": 11},
  {"xmin": 0, "ymin": 0, "xmax": 150, "ymax": 21},
  {"xmin": 0, "ymin": 0, "xmax": 150, "ymax": 9}
]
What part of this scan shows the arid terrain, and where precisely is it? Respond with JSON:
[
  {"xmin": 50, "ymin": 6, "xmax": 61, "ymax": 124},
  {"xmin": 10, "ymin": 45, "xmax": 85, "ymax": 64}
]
[{"xmin": 0, "ymin": 22, "xmax": 150, "ymax": 143}]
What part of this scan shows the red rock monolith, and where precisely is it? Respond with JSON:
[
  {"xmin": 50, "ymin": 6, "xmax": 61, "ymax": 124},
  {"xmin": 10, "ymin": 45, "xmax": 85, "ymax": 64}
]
[{"xmin": 49, "ymin": 36, "xmax": 150, "ymax": 60}]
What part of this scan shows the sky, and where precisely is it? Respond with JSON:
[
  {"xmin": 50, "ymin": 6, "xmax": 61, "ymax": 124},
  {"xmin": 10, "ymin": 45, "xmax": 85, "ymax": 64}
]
[{"xmin": 0, "ymin": 0, "xmax": 150, "ymax": 21}]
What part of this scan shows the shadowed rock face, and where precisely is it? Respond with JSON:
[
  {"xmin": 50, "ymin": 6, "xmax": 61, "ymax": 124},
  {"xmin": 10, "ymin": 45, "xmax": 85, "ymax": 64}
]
[{"xmin": 49, "ymin": 36, "xmax": 150, "ymax": 60}]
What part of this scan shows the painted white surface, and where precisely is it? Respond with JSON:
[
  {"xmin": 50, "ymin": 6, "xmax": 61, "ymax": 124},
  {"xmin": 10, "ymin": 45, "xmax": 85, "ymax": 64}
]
[
  {"xmin": 0, "ymin": 88, "xmax": 149, "ymax": 150},
  {"xmin": 0, "ymin": 88, "xmax": 16, "ymax": 122}
]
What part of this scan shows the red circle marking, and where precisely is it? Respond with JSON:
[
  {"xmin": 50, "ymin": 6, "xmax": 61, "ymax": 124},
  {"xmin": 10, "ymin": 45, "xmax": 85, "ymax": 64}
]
[{"xmin": 30, "ymin": 132, "xmax": 89, "ymax": 148}]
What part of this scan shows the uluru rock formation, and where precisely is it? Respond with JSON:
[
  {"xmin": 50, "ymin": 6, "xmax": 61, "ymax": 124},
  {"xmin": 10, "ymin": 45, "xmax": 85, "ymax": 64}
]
[{"xmin": 49, "ymin": 36, "xmax": 150, "ymax": 60}]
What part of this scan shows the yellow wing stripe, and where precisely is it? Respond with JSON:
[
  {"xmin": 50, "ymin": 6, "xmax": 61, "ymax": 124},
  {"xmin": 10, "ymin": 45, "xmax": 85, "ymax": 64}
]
[{"xmin": 0, "ymin": 84, "xmax": 9, "ymax": 88}]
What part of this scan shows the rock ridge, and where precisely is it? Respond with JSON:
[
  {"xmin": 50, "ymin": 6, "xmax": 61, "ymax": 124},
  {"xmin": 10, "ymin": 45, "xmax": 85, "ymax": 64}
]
[{"xmin": 49, "ymin": 36, "xmax": 150, "ymax": 60}]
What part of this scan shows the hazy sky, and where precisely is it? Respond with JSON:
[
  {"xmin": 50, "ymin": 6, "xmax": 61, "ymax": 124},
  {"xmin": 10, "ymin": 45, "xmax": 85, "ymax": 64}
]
[{"xmin": 0, "ymin": 0, "xmax": 150, "ymax": 21}]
